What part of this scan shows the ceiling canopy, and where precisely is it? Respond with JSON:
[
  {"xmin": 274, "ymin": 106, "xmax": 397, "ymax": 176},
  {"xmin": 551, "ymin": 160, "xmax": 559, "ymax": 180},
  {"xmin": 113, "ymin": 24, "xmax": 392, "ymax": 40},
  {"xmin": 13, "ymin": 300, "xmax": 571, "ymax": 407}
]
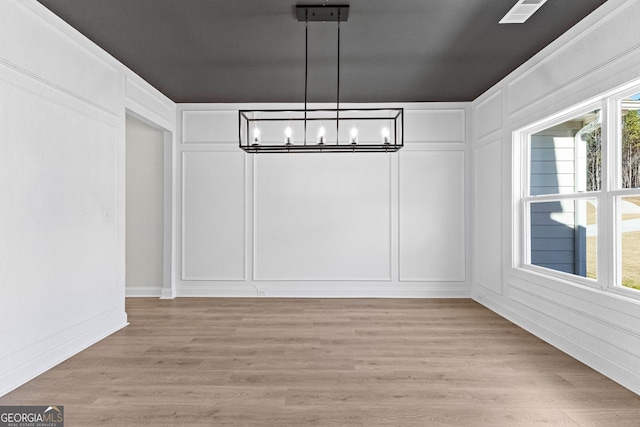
[{"xmin": 36, "ymin": 0, "xmax": 608, "ymax": 103}]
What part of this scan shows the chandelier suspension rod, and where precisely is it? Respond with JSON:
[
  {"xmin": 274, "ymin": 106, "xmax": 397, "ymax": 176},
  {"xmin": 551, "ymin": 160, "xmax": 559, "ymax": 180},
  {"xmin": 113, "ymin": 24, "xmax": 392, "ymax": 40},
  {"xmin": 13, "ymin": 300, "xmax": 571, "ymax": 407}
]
[
  {"xmin": 304, "ymin": 14, "xmax": 308, "ymax": 146},
  {"xmin": 336, "ymin": 15, "xmax": 341, "ymax": 145}
]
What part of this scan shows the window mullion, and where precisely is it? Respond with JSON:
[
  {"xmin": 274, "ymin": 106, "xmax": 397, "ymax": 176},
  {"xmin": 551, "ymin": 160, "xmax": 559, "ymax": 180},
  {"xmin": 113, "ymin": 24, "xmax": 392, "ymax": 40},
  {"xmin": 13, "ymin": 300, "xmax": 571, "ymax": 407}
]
[
  {"xmin": 598, "ymin": 99, "xmax": 611, "ymax": 289},
  {"xmin": 525, "ymin": 192, "xmax": 598, "ymax": 203}
]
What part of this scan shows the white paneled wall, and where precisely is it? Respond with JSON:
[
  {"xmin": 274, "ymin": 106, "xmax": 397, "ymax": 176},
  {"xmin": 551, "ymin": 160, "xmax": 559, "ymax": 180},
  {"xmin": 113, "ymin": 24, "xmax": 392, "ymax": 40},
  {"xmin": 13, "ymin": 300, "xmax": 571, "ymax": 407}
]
[
  {"xmin": 176, "ymin": 105, "xmax": 469, "ymax": 297},
  {"xmin": 471, "ymin": 0, "xmax": 640, "ymax": 395},
  {"xmin": 0, "ymin": 0, "xmax": 175, "ymax": 396},
  {"xmin": 0, "ymin": 77, "xmax": 119, "ymax": 346}
]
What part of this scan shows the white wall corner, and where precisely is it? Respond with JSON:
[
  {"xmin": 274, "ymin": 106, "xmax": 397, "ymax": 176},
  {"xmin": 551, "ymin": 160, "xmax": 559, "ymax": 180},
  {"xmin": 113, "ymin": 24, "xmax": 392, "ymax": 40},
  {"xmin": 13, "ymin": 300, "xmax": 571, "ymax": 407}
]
[{"xmin": 0, "ymin": 310, "xmax": 127, "ymax": 397}]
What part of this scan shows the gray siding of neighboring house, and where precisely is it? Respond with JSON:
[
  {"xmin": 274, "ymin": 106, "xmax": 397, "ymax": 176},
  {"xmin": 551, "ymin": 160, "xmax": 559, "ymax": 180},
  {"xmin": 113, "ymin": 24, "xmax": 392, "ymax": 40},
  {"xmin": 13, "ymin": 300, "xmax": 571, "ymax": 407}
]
[{"xmin": 530, "ymin": 124, "xmax": 580, "ymax": 275}]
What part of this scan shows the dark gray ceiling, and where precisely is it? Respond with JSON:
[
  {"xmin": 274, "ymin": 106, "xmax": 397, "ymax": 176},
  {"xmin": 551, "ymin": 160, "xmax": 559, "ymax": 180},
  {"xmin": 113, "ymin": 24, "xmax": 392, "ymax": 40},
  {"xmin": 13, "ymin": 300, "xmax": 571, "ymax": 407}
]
[{"xmin": 36, "ymin": 0, "xmax": 608, "ymax": 103}]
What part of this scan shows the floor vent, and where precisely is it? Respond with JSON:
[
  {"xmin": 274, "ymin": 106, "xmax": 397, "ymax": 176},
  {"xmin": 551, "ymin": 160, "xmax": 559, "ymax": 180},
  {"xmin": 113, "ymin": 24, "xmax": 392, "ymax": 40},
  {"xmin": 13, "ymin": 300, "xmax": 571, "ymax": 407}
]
[{"xmin": 499, "ymin": 0, "xmax": 548, "ymax": 24}]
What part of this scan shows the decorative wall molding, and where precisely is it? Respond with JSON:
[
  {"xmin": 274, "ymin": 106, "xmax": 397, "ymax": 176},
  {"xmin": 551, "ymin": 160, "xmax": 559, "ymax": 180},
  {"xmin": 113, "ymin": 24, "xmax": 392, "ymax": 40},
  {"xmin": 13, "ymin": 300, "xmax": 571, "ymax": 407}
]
[
  {"xmin": 507, "ymin": 268, "xmax": 640, "ymax": 329},
  {"xmin": 506, "ymin": 1, "xmax": 636, "ymax": 117},
  {"xmin": 181, "ymin": 151, "xmax": 247, "ymax": 281},
  {"xmin": 125, "ymin": 76, "xmax": 174, "ymax": 131},
  {"xmin": 472, "ymin": 139, "xmax": 502, "ymax": 294},
  {"xmin": 176, "ymin": 104, "xmax": 470, "ymax": 296},
  {"xmin": 182, "ymin": 110, "xmax": 238, "ymax": 144},
  {"xmin": 474, "ymin": 89, "xmax": 503, "ymax": 142},
  {"xmin": 400, "ymin": 142, "xmax": 466, "ymax": 152},
  {"xmin": 252, "ymin": 153, "xmax": 393, "ymax": 282},
  {"xmin": 404, "ymin": 109, "xmax": 465, "ymax": 143},
  {"xmin": 1, "ymin": 1, "xmax": 119, "ymax": 115},
  {"xmin": 508, "ymin": 280, "xmax": 640, "ymax": 358},
  {"xmin": 398, "ymin": 149, "xmax": 466, "ymax": 282},
  {"xmin": 0, "ymin": 60, "xmax": 119, "ymax": 128}
]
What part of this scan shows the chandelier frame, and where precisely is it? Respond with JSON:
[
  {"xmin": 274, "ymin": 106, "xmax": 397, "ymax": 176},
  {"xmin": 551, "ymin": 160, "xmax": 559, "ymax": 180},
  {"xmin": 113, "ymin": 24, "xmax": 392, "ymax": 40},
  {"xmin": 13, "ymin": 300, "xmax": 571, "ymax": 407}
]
[{"xmin": 238, "ymin": 5, "xmax": 404, "ymax": 154}]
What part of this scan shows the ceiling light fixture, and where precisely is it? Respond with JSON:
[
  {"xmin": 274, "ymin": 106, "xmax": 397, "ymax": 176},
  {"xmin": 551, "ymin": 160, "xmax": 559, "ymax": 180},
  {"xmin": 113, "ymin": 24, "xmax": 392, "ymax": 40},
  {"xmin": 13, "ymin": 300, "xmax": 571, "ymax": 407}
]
[{"xmin": 239, "ymin": 4, "xmax": 403, "ymax": 153}]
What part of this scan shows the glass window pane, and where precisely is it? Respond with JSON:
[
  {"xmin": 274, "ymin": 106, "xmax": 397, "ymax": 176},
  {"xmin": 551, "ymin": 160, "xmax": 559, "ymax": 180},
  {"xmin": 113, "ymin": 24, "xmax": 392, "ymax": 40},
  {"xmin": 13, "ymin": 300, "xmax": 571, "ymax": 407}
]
[
  {"xmin": 620, "ymin": 196, "xmax": 640, "ymax": 291},
  {"xmin": 530, "ymin": 110, "xmax": 601, "ymax": 196},
  {"xmin": 620, "ymin": 95, "xmax": 640, "ymax": 189},
  {"xmin": 529, "ymin": 199, "xmax": 597, "ymax": 279}
]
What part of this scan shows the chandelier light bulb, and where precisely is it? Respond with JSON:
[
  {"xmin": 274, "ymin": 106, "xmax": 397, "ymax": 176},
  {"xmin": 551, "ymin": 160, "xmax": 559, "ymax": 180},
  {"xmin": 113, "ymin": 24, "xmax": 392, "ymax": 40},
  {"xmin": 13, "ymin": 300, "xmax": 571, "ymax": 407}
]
[
  {"xmin": 252, "ymin": 127, "xmax": 261, "ymax": 145},
  {"xmin": 381, "ymin": 127, "xmax": 390, "ymax": 144},
  {"xmin": 284, "ymin": 126, "xmax": 293, "ymax": 145},
  {"xmin": 350, "ymin": 126, "xmax": 358, "ymax": 144},
  {"xmin": 317, "ymin": 126, "xmax": 326, "ymax": 145}
]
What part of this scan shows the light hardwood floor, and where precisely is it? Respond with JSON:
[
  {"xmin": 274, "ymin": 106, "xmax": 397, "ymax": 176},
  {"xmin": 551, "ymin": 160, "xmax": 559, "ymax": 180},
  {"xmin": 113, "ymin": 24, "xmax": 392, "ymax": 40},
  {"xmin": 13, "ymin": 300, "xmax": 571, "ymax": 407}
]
[{"xmin": 2, "ymin": 298, "xmax": 639, "ymax": 426}]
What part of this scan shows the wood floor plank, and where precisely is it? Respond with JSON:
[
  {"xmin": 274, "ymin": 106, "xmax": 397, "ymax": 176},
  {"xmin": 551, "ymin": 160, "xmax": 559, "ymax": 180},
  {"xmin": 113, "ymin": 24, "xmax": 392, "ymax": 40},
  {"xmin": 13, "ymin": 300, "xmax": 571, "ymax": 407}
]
[{"xmin": 1, "ymin": 298, "xmax": 639, "ymax": 426}]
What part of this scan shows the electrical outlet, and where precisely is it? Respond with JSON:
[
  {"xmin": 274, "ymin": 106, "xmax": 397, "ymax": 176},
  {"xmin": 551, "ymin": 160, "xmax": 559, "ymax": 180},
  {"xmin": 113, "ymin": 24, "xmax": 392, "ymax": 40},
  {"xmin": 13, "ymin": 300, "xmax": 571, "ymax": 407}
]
[{"xmin": 256, "ymin": 289, "xmax": 268, "ymax": 297}]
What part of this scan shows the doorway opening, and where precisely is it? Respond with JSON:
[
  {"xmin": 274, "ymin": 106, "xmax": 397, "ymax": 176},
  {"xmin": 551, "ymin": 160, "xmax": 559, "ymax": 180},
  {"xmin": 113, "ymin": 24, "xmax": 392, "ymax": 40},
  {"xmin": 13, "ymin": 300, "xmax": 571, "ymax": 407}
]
[{"xmin": 125, "ymin": 113, "xmax": 171, "ymax": 296}]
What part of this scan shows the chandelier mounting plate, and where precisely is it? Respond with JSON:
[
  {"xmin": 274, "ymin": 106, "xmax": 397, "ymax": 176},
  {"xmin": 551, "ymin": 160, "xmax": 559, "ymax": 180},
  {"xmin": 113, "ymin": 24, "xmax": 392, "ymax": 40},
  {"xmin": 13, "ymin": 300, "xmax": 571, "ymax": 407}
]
[{"xmin": 296, "ymin": 5, "xmax": 349, "ymax": 22}]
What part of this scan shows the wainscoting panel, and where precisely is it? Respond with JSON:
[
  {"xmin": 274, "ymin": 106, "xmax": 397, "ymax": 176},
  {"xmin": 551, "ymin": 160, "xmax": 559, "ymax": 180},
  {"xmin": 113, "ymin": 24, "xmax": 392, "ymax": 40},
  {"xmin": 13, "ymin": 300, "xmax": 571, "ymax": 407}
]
[
  {"xmin": 404, "ymin": 109, "xmax": 465, "ymax": 143},
  {"xmin": 253, "ymin": 154, "xmax": 392, "ymax": 281},
  {"xmin": 183, "ymin": 111, "xmax": 238, "ymax": 143},
  {"xmin": 182, "ymin": 151, "xmax": 246, "ymax": 280},
  {"xmin": 399, "ymin": 150, "xmax": 465, "ymax": 282}
]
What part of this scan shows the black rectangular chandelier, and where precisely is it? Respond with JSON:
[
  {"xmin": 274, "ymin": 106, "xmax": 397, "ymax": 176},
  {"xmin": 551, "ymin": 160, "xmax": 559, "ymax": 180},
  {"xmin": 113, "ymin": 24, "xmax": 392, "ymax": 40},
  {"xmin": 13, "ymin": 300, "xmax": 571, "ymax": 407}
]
[{"xmin": 239, "ymin": 5, "xmax": 404, "ymax": 154}]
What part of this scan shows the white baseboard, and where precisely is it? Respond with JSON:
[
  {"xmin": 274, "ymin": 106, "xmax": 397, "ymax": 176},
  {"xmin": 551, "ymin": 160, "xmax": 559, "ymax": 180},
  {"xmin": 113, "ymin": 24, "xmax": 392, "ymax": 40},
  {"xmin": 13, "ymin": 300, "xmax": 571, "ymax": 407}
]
[
  {"xmin": 175, "ymin": 282, "xmax": 471, "ymax": 298},
  {"xmin": 125, "ymin": 286, "xmax": 163, "ymax": 297},
  {"xmin": 0, "ymin": 308, "xmax": 127, "ymax": 397},
  {"xmin": 160, "ymin": 288, "xmax": 175, "ymax": 299},
  {"xmin": 472, "ymin": 285, "xmax": 640, "ymax": 396}
]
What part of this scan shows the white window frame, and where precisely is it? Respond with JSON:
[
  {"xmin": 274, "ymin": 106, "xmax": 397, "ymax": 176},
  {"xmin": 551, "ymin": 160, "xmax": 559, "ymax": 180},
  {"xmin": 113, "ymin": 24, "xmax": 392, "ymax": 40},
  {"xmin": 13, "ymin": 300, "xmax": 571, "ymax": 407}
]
[
  {"xmin": 513, "ymin": 81, "xmax": 640, "ymax": 299},
  {"xmin": 609, "ymin": 88, "xmax": 640, "ymax": 297}
]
